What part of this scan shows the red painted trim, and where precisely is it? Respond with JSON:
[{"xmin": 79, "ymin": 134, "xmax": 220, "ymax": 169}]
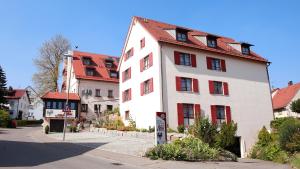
[
  {"xmin": 193, "ymin": 79, "xmax": 199, "ymax": 93},
  {"xmin": 194, "ymin": 104, "xmax": 201, "ymax": 119},
  {"xmin": 206, "ymin": 57, "xmax": 212, "ymax": 70},
  {"xmin": 140, "ymin": 82, "xmax": 144, "ymax": 96},
  {"xmin": 176, "ymin": 76, "xmax": 181, "ymax": 91},
  {"xmin": 209, "ymin": 80, "xmax": 214, "ymax": 94},
  {"xmin": 149, "ymin": 53, "xmax": 153, "ymax": 67},
  {"xmin": 226, "ymin": 106, "xmax": 231, "ymax": 123},
  {"xmin": 129, "ymin": 88, "xmax": 132, "ymax": 100},
  {"xmin": 211, "ymin": 105, "xmax": 217, "ymax": 124},
  {"xmin": 223, "ymin": 82, "xmax": 229, "ymax": 96},
  {"xmin": 140, "ymin": 58, "xmax": 144, "ymax": 72},
  {"xmin": 177, "ymin": 103, "xmax": 184, "ymax": 125},
  {"xmin": 150, "ymin": 78, "xmax": 154, "ymax": 92},
  {"xmin": 221, "ymin": 59, "xmax": 226, "ymax": 72},
  {"xmin": 191, "ymin": 54, "xmax": 197, "ymax": 67},
  {"xmin": 174, "ymin": 51, "xmax": 180, "ymax": 65}
]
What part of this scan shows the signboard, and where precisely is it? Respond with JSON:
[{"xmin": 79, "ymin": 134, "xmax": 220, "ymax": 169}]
[
  {"xmin": 45, "ymin": 109, "xmax": 76, "ymax": 118},
  {"xmin": 155, "ymin": 112, "xmax": 167, "ymax": 145}
]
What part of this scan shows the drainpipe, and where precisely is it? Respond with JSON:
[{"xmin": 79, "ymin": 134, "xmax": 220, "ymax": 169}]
[
  {"xmin": 160, "ymin": 44, "xmax": 164, "ymax": 113},
  {"xmin": 266, "ymin": 62, "xmax": 275, "ymax": 120}
]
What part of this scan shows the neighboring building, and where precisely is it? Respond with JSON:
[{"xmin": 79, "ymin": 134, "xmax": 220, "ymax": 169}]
[
  {"xmin": 25, "ymin": 86, "xmax": 43, "ymax": 120},
  {"xmin": 41, "ymin": 92, "xmax": 80, "ymax": 132},
  {"xmin": 5, "ymin": 89, "xmax": 30, "ymax": 119},
  {"xmin": 272, "ymin": 81, "xmax": 300, "ymax": 118},
  {"xmin": 119, "ymin": 16, "xmax": 274, "ymax": 157},
  {"xmin": 62, "ymin": 50, "xmax": 119, "ymax": 122}
]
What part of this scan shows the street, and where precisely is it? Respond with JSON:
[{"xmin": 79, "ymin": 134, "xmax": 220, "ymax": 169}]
[{"xmin": 0, "ymin": 127, "xmax": 292, "ymax": 169}]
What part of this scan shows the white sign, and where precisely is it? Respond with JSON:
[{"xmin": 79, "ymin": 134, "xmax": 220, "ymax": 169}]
[
  {"xmin": 155, "ymin": 112, "xmax": 167, "ymax": 145},
  {"xmin": 45, "ymin": 109, "xmax": 76, "ymax": 118}
]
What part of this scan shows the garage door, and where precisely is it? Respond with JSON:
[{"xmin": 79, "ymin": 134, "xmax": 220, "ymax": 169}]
[{"xmin": 50, "ymin": 119, "xmax": 64, "ymax": 132}]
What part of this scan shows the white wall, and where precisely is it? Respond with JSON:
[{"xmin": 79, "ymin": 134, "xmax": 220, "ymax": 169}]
[
  {"xmin": 161, "ymin": 44, "xmax": 274, "ymax": 156},
  {"xmin": 8, "ymin": 94, "xmax": 30, "ymax": 119},
  {"xmin": 274, "ymin": 90, "xmax": 300, "ymax": 118},
  {"xmin": 119, "ymin": 20, "xmax": 163, "ymax": 129}
]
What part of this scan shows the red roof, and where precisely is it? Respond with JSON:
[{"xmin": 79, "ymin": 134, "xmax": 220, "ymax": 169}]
[
  {"xmin": 71, "ymin": 50, "xmax": 119, "ymax": 83},
  {"xmin": 131, "ymin": 16, "xmax": 268, "ymax": 63},
  {"xmin": 41, "ymin": 92, "xmax": 80, "ymax": 101},
  {"xmin": 272, "ymin": 82, "xmax": 300, "ymax": 109},
  {"xmin": 5, "ymin": 89, "xmax": 27, "ymax": 99}
]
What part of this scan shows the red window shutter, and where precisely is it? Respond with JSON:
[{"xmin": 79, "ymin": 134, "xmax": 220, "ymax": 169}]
[
  {"xmin": 129, "ymin": 89, "xmax": 132, "ymax": 100},
  {"xmin": 140, "ymin": 82, "xmax": 144, "ymax": 96},
  {"xmin": 193, "ymin": 79, "xmax": 199, "ymax": 93},
  {"xmin": 221, "ymin": 59, "xmax": 226, "ymax": 72},
  {"xmin": 209, "ymin": 80, "xmax": 214, "ymax": 94},
  {"xmin": 141, "ymin": 38, "xmax": 145, "ymax": 48},
  {"xmin": 149, "ymin": 53, "xmax": 153, "ymax": 67},
  {"xmin": 176, "ymin": 76, "xmax": 181, "ymax": 91},
  {"xmin": 206, "ymin": 57, "xmax": 212, "ymax": 69},
  {"xmin": 174, "ymin": 51, "xmax": 180, "ymax": 65},
  {"xmin": 150, "ymin": 78, "xmax": 154, "ymax": 92},
  {"xmin": 128, "ymin": 68, "xmax": 131, "ymax": 78},
  {"xmin": 177, "ymin": 103, "xmax": 184, "ymax": 125},
  {"xmin": 130, "ymin": 47, "xmax": 134, "ymax": 56},
  {"xmin": 223, "ymin": 82, "xmax": 229, "ymax": 95},
  {"xmin": 211, "ymin": 105, "xmax": 217, "ymax": 124},
  {"xmin": 226, "ymin": 106, "xmax": 232, "ymax": 123},
  {"xmin": 124, "ymin": 54, "xmax": 127, "ymax": 61},
  {"xmin": 194, "ymin": 104, "xmax": 201, "ymax": 119},
  {"xmin": 140, "ymin": 58, "xmax": 144, "ymax": 72},
  {"xmin": 122, "ymin": 92, "xmax": 125, "ymax": 102},
  {"xmin": 122, "ymin": 71, "xmax": 125, "ymax": 82},
  {"xmin": 191, "ymin": 54, "xmax": 197, "ymax": 67}
]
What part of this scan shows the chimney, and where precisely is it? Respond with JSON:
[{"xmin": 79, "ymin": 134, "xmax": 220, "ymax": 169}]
[{"xmin": 288, "ymin": 81, "xmax": 293, "ymax": 86}]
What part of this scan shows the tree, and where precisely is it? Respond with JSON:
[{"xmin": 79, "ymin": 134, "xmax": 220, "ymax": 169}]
[
  {"xmin": 215, "ymin": 122, "xmax": 237, "ymax": 149},
  {"xmin": 291, "ymin": 98, "xmax": 300, "ymax": 113},
  {"xmin": 0, "ymin": 66, "xmax": 7, "ymax": 104},
  {"xmin": 32, "ymin": 35, "xmax": 71, "ymax": 94}
]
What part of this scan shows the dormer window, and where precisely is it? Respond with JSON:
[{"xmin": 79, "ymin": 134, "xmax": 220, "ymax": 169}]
[
  {"xmin": 105, "ymin": 58, "xmax": 114, "ymax": 68},
  {"xmin": 241, "ymin": 45, "xmax": 250, "ymax": 55},
  {"xmin": 110, "ymin": 71, "xmax": 118, "ymax": 78},
  {"xmin": 82, "ymin": 57, "xmax": 92, "ymax": 65},
  {"xmin": 86, "ymin": 68, "xmax": 96, "ymax": 76},
  {"xmin": 176, "ymin": 29, "xmax": 188, "ymax": 42},
  {"xmin": 207, "ymin": 36, "xmax": 217, "ymax": 48}
]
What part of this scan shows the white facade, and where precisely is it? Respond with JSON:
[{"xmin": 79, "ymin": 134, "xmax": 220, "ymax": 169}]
[
  {"xmin": 119, "ymin": 18, "xmax": 274, "ymax": 157},
  {"xmin": 7, "ymin": 93, "xmax": 30, "ymax": 120},
  {"xmin": 26, "ymin": 86, "xmax": 43, "ymax": 120},
  {"xmin": 274, "ymin": 90, "xmax": 300, "ymax": 118}
]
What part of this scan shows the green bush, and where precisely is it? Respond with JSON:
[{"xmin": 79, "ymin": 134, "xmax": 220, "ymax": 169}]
[
  {"xmin": 257, "ymin": 126, "xmax": 272, "ymax": 146},
  {"xmin": 16, "ymin": 120, "xmax": 43, "ymax": 126},
  {"xmin": 271, "ymin": 117, "xmax": 294, "ymax": 131},
  {"xmin": 0, "ymin": 109, "xmax": 10, "ymax": 127},
  {"xmin": 188, "ymin": 117, "xmax": 217, "ymax": 146},
  {"xmin": 215, "ymin": 122, "xmax": 237, "ymax": 149},
  {"xmin": 251, "ymin": 143, "xmax": 289, "ymax": 163},
  {"xmin": 290, "ymin": 98, "xmax": 300, "ymax": 113},
  {"xmin": 148, "ymin": 126, "xmax": 155, "ymax": 133},
  {"xmin": 278, "ymin": 118, "xmax": 300, "ymax": 152},
  {"xmin": 167, "ymin": 128, "xmax": 177, "ymax": 133},
  {"xmin": 177, "ymin": 125, "xmax": 185, "ymax": 133},
  {"xmin": 145, "ymin": 137, "xmax": 225, "ymax": 161},
  {"xmin": 45, "ymin": 125, "xmax": 49, "ymax": 134}
]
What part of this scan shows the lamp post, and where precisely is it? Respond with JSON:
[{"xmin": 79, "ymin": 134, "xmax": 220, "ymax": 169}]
[{"xmin": 62, "ymin": 51, "xmax": 73, "ymax": 141}]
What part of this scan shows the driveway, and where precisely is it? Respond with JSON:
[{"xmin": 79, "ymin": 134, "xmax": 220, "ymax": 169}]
[{"xmin": 0, "ymin": 127, "xmax": 292, "ymax": 169}]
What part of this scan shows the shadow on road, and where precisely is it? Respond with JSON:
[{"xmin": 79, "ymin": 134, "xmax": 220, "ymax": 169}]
[{"xmin": 0, "ymin": 140, "xmax": 106, "ymax": 167}]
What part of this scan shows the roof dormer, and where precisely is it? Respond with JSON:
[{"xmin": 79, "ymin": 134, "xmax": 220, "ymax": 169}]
[
  {"xmin": 228, "ymin": 42, "xmax": 253, "ymax": 55},
  {"xmin": 193, "ymin": 34, "xmax": 219, "ymax": 48},
  {"xmin": 175, "ymin": 28, "xmax": 188, "ymax": 42},
  {"xmin": 105, "ymin": 58, "xmax": 114, "ymax": 68}
]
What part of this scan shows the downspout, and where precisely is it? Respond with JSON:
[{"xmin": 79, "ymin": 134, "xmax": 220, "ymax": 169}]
[
  {"xmin": 266, "ymin": 62, "xmax": 275, "ymax": 120},
  {"xmin": 160, "ymin": 44, "xmax": 164, "ymax": 113}
]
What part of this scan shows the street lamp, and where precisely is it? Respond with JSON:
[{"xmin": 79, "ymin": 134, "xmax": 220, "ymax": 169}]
[{"xmin": 62, "ymin": 51, "xmax": 73, "ymax": 141}]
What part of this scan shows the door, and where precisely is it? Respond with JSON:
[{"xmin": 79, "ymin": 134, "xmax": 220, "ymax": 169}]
[{"xmin": 50, "ymin": 119, "xmax": 64, "ymax": 132}]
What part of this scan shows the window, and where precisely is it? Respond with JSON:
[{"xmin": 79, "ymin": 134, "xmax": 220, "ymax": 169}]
[
  {"xmin": 125, "ymin": 111, "xmax": 130, "ymax": 120},
  {"xmin": 58, "ymin": 101, "xmax": 63, "ymax": 109},
  {"xmin": 46, "ymin": 101, "xmax": 51, "ymax": 109},
  {"xmin": 181, "ymin": 78, "xmax": 192, "ymax": 91},
  {"xmin": 94, "ymin": 104, "xmax": 101, "ymax": 113},
  {"xmin": 241, "ymin": 45, "xmax": 250, "ymax": 55},
  {"xmin": 183, "ymin": 104, "xmax": 194, "ymax": 126},
  {"xmin": 83, "ymin": 57, "xmax": 92, "ymax": 65},
  {"xmin": 107, "ymin": 105, "xmax": 113, "ymax": 111},
  {"xmin": 108, "ymin": 90, "xmax": 113, "ymax": 98},
  {"xmin": 179, "ymin": 53, "xmax": 191, "ymax": 66},
  {"xmin": 144, "ymin": 80, "xmax": 150, "ymax": 94},
  {"xmin": 176, "ymin": 31, "xmax": 187, "ymax": 42},
  {"xmin": 70, "ymin": 102, "xmax": 76, "ymax": 110},
  {"xmin": 81, "ymin": 104, "xmax": 88, "ymax": 112},
  {"xmin": 52, "ymin": 101, "xmax": 57, "ymax": 109},
  {"xmin": 95, "ymin": 89, "xmax": 101, "ymax": 97},
  {"xmin": 110, "ymin": 71, "xmax": 118, "ymax": 78},
  {"xmin": 207, "ymin": 37, "xmax": 217, "ymax": 48},
  {"xmin": 212, "ymin": 58, "xmax": 221, "ymax": 71},
  {"xmin": 86, "ymin": 68, "xmax": 96, "ymax": 76},
  {"xmin": 126, "ymin": 48, "xmax": 134, "ymax": 60},
  {"xmin": 213, "ymin": 81, "xmax": 223, "ymax": 94},
  {"xmin": 123, "ymin": 89, "xmax": 131, "ymax": 102},
  {"xmin": 124, "ymin": 68, "xmax": 130, "ymax": 81},
  {"xmin": 216, "ymin": 106, "xmax": 226, "ymax": 125},
  {"xmin": 140, "ymin": 38, "xmax": 145, "ymax": 48},
  {"xmin": 144, "ymin": 56, "xmax": 150, "ymax": 70}
]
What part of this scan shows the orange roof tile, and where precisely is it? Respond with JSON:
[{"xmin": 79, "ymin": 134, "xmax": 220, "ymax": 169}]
[
  {"xmin": 41, "ymin": 92, "xmax": 80, "ymax": 101},
  {"xmin": 272, "ymin": 82, "xmax": 300, "ymax": 109},
  {"xmin": 5, "ymin": 89, "xmax": 27, "ymax": 99}
]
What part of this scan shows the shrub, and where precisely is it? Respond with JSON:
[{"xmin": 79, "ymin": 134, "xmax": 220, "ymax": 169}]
[
  {"xmin": 145, "ymin": 137, "xmax": 224, "ymax": 161},
  {"xmin": 177, "ymin": 125, "xmax": 185, "ymax": 133},
  {"xmin": 271, "ymin": 117, "xmax": 294, "ymax": 131},
  {"xmin": 251, "ymin": 143, "xmax": 289, "ymax": 163},
  {"xmin": 0, "ymin": 109, "xmax": 10, "ymax": 127},
  {"xmin": 9, "ymin": 120, "xmax": 17, "ymax": 128},
  {"xmin": 45, "ymin": 125, "xmax": 49, "ymax": 134},
  {"xmin": 215, "ymin": 122, "xmax": 237, "ymax": 149},
  {"xmin": 188, "ymin": 117, "xmax": 217, "ymax": 146},
  {"xmin": 69, "ymin": 126, "xmax": 77, "ymax": 132},
  {"xmin": 278, "ymin": 118, "xmax": 300, "ymax": 152},
  {"xmin": 148, "ymin": 126, "xmax": 155, "ymax": 133},
  {"xmin": 290, "ymin": 98, "xmax": 300, "ymax": 113},
  {"xmin": 167, "ymin": 128, "xmax": 177, "ymax": 133},
  {"xmin": 257, "ymin": 126, "xmax": 272, "ymax": 146},
  {"xmin": 15, "ymin": 120, "xmax": 43, "ymax": 126},
  {"xmin": 140, "ymin": 128, "xmax": 148, "ymax": 132}
]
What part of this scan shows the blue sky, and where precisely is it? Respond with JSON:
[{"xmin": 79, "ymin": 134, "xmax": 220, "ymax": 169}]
[{"xmin": 0, "ymin": 0, "xmax": 299, "ymax": 89}]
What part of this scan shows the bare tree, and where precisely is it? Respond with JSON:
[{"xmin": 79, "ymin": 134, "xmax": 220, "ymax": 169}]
[{"xmin": 33, "ymin": 35, "xmax": 71, "ymax": 95}]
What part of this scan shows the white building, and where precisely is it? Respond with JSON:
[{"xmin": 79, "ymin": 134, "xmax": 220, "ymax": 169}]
[
  {"xmin": 118, "ymin": 16, "xmax": 274, "ymax": 157},
  {"xmin": 25, "ymin": 86, "xmax": 43, "ymax": 120},
  {"xmin": 5, "ymin": 89, "xmax": 30, "ymax": 119},
  {"xmin": 62, "ymin": 50, "xmax": 119, "ymax": 122},
  {"xmin": 272, "ymin": 81, "xmax": 300, "ymax": 118}
]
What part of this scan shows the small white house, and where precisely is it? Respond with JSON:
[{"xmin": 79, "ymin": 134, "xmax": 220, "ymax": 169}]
[
  {"xmin": 118, "ymin": 16, "xmax": 274, "ymax": 157},
  {"xmin": 272, "ymin": 81, "xmax": 300, "ymax": 118},
  {"xmin": 5, "ymin": 89, "xmax": 30, "ymax": 119},
  {"xmin": 26, "ymin": 86, "xmax": 43, "ymax": 120}
]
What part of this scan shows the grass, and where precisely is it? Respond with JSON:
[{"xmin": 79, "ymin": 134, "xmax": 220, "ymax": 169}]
[{"xmin": 291, "ymin": 153, "xmax": 300, "ymax": 169}]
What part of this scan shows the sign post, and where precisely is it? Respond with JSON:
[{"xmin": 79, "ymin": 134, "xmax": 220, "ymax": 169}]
[{"xmin": 155, "ymin": 112, "xmax": 167, "ymax": 145}]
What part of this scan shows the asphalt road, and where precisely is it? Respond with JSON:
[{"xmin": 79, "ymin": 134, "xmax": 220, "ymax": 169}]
[{"xmin": 0, "ymin": 127, "xmax": 292, "ymax": 169}]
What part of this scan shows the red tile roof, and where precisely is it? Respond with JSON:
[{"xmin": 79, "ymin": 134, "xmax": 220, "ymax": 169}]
[
  {"xmin": 5, "ymin": 89, "xmax": 27, "ymax": 99},
  {"xmin": 133, "ymin": 16, "xmax": 268, "ymax": 63},
  {"xmin": 41, "ymin": 92, "xmax": 80, "ymax": 101},
  {"xmin": 71, "ymin": 50, "xmax": 119, "ymax": 83},
  {"xmin": 272, "ymin": 82, "xmax": 300, "ymax": 109}
]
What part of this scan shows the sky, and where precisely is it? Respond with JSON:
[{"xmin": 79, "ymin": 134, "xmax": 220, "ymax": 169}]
[{"xmin": 0, "ymin": 0, "xmax": 299, "ymax": 89}]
